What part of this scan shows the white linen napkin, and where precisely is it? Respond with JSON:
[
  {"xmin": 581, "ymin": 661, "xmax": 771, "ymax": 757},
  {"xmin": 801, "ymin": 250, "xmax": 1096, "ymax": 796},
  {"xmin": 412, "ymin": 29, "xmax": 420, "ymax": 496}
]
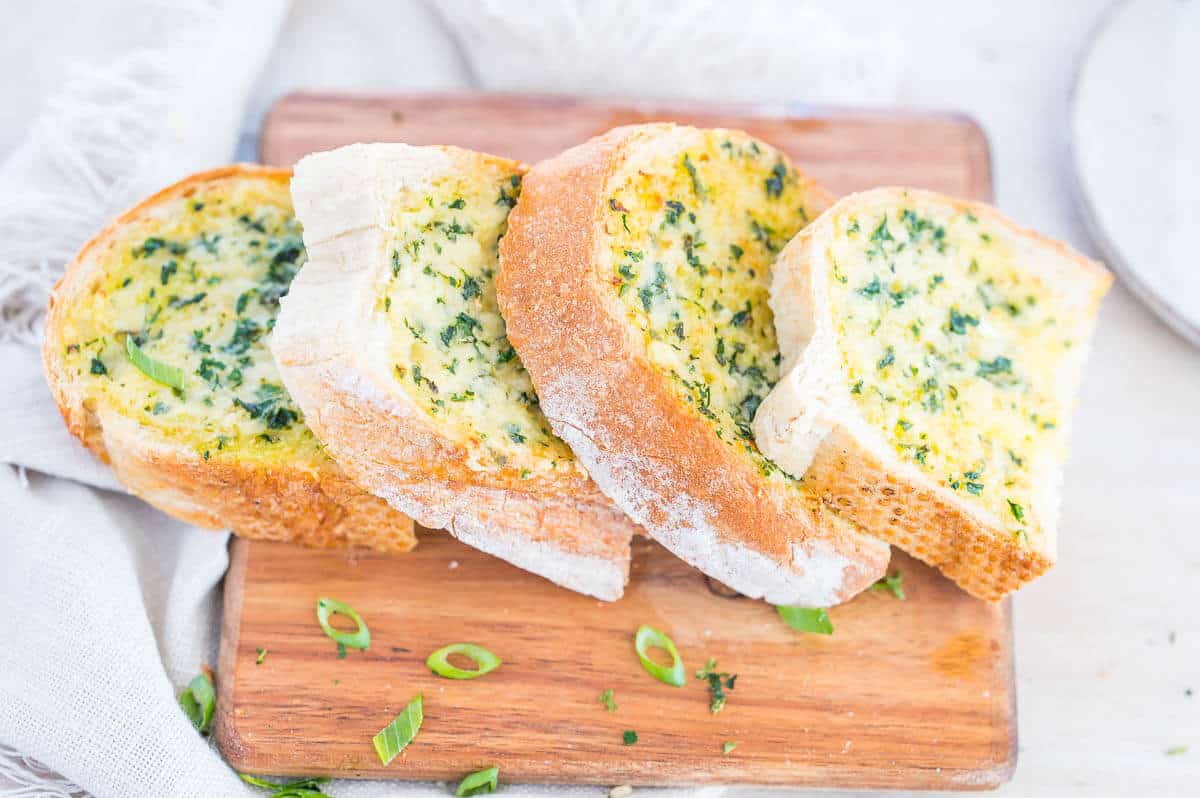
[{"xmin": 0, "ymin": 1, "xmax": 290, "ymax": 795}]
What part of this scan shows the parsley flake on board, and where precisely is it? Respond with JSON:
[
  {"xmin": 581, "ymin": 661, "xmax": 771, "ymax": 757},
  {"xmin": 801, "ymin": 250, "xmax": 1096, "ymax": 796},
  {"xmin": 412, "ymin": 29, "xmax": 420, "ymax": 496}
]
[
  {"xmin": 696, "ymin": 658, "xmax": 737, "ymax": 714},
  {"xmin": 622, "ymin": 730, "xmax": 638, "ymax": 746},
  {"xmin": 598, "ymin": 689, "xmax": 617, "ymax": 712}
]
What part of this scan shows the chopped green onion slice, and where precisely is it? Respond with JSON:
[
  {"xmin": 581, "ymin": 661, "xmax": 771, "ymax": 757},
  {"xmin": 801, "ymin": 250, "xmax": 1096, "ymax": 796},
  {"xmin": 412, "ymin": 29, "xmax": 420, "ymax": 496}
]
[
  {"xmin": 634, "ymin": 625, "xmax": 686, "ymax": 687},
  {"xmin": 124, "ymin": 334, "xmax": 183, "ymax": 390},
  {"xmin": 598, "ymin": 688, "xmax": 617, "ymax": 712},
  {"xmin": 871, "ymin": 571, "xmax": 906, "ymax": 600},
  {"xmin": 426, "ymin": 643, "xmax": 501, "ymax": 679},
  {"xmin": 373, "ymin": 694, "xmax": 423, "ymax": 766},
  {"xmin": 239, "ymin": 773, "xmax": 331, "ymax": 796},
  {"xmin": 776, "ymin": 605, "xmax": 834, "ymax": 635},
  {"xmin": 455, "ymin": 765, "xmax": 500, "ymax": 796},
  {"xmin": 179, "ymin": 672, "xmax": 216, "ymax": 734},
  {"xmin": 316, "ymin": 597, "xmax": 370, "ymax": 650},
  {"xmin": 723, "ymin": 741, "xmax": 738, "ymax": 755},
  {"xmin": 623, "ymin": 730, "xmax": 638, "ymax": 745},
  {"xmin": 255, "ymin": 647, "xmax": 268, "ymax": 665}
]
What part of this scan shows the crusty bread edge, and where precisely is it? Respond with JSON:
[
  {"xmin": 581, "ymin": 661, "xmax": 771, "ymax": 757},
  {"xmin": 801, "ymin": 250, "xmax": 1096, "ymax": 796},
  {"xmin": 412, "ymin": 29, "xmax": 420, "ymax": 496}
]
[
  {"xmin": 271, "ymin": 145, "xmax": 633, "ymax": 599},
  {"xmin": 497, "ymin": 123, "xmax": 891, "ymax": 607},
  {"xmin": 41, "ymin": 164, "xmax": 416, "ymax": 552},
  {"xmin": 757, "ymin": 187, "xmax": 1112, "ymax": 600}
]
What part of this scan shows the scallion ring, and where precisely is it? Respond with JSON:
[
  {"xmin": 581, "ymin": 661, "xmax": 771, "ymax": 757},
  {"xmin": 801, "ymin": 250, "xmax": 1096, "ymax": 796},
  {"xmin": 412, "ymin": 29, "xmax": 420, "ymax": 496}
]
[
  {"xmin": 634, "ymin": 625, "xmax": 686, "ymax": 687},
  {"xmin": 455, "ymin": 765, "xmax": 500, "ymax": 796},
  {"xmin": 316, "ymin": 597, "xmax": 370, "ymax": 650},
  {"xmin": 426, "ymin": 643, "xmax": 501, "ymax": 679}
]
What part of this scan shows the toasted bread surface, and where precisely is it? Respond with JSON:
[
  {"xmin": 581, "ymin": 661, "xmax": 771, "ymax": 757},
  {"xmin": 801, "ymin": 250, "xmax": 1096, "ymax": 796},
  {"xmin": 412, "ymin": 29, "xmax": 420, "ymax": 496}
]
[
  {"xmin": 271, "ymin": 144, "xmax": 636, "ymax": 600},
  {"xmin": 42, "ymin": 165, "xmax": 416, "ymax": 551},
  {"xmin": 755, "ymin": 188, "xmax": 1111, "ymax": 599},
  {"xmin": 497, "ymin": 124, "xmax": 891, "ymax": 606}
]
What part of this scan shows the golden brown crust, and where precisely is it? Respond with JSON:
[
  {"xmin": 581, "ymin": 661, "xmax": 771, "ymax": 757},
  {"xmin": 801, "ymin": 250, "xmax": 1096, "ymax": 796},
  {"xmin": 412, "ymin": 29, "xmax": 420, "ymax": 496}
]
[
  {"xmin": 760, "ymin": 187, "xmax": 1111, "ymax": 601},
  {"xmin": 497, "ymin": 124, "xmax": 890, "ymax": 606},
  {"xmin": 41, "ymin": 165, "xmax": 416, "ymax": 552},
  {"xmin": 805, "ymin": 428, "xmax": 1051, "ymax": 601}
]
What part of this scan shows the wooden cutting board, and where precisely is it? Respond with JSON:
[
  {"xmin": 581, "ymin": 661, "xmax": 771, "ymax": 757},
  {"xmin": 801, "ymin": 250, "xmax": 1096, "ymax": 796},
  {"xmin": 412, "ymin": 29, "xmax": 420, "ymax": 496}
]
[{"xmin": 215, "ymin": 93, "xmax": 1013, "ymax": 791}]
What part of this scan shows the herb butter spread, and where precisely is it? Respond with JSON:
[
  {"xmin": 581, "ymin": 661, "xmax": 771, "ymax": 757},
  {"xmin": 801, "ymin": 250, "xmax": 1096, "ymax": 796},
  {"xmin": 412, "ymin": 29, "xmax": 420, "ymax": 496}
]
[
  {"xmin": 380, "ymin": 162, "xmax": 580, "ymax": 478},
  {"xmin": 59, "ymin": 177, "xmax": 323, "ymax": 465},
  {"xmin": 602, "ymin": 131, "xmax": 823, "ymax": 480},
  {"xmin": 826, "ymin": 203, "xmax": 1076, "ymax": 543}
]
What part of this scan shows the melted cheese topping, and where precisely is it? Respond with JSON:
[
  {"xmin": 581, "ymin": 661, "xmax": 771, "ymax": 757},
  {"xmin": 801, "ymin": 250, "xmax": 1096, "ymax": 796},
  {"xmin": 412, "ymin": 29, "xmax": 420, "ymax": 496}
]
[
  {"xmin": 59, "ymin": 176, "xmax": 325, "ymax": 466},
  {"xmin": 826, "ymin": 204, "xmax": 1075, "ymax": 541},
  {"xmin": 380, "ymin": 163, "xmax": 580, "ymax": 477},
  {"xmin": 603, "ymin": 131, "xmax": 820, "ymax": 480}
]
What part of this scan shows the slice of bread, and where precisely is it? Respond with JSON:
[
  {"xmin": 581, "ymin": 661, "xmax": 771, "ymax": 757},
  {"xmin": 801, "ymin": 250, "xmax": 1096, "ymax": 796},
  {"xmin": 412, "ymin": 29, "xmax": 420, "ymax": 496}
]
[
  {"xmin": 497, "ymin": 124, "xmax": 891, "ymax": 606},
  {"xmin": 42, "ymin": 165, "xmax": 416, "ymax": 552},
  {"xmin": 754, "ymin": 188, "xmax": 1111, "ymax": 600},
  {"xmin": 270, "ymin": 144, "xmax": 638, "ymax": 601}
]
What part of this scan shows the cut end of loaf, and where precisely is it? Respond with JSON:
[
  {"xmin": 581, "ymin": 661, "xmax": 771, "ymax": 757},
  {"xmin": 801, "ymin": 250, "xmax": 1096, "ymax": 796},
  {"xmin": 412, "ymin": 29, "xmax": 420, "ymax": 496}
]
[{"xmin": 41, "ymin": 165, "xmax": 417, "ymax": 553}]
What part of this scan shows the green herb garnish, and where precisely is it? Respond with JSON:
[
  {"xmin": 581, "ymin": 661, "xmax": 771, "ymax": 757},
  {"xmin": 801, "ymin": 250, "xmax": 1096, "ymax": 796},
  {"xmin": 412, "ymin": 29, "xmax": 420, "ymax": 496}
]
[
  {"xmin": 426, "ymin": 643, "xmax": 501, "ymax": 680},
  {"xmin": 776, "ymin": 606, "xmax": 833, "ymax": 635},
  {"xmin": 372, "ymin": 694, "xmax": 423, "ymax": 766},
  {"xmin": 634, "ymin": 625, "xmax": 686, "ymax": 687},
  {"xmin": 124, "ymin": 335, "xmax": 183, "ymax": 390},
  {"xmin": 456, "ymin": 765, "xmax": 500, "ymax": 796},
  {"xmin": 255, "ymin": 647, "xmax": 268, "ymax": 665},
  {"xmin": 871, "ymin": 572, "xmax": 906, "ymax": 600},
  {"xmin": 696, "ymin": 658, "xmax": 736, "ymax": 714},
  {"xmin": 239, "ymin": 773, "xmax": 331, "ymax": 796},
  {"xmin": 623, "ymin": 730, "xmax": 638, "ymax": 746},
  {"xmin": 723, "ymin": 741, "xmax": 738, "ymax": 755},
  {"xmin": 179, "ymin": 671, "xmax": 215, "ymax": 734},
  {"xmin": 598, "ymin": 689, "xmax": 617, "ymax": 712},
  {"xmin": 316, "ymin": 597, "xmax": 370, "ymax": 652}
]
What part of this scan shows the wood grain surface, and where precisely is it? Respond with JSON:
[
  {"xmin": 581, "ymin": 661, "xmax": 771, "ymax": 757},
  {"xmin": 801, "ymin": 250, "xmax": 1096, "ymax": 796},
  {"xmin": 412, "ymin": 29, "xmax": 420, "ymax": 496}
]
[{"xmin": 215, "ymin": 92, "xmax": 1012, "ymax": 790}]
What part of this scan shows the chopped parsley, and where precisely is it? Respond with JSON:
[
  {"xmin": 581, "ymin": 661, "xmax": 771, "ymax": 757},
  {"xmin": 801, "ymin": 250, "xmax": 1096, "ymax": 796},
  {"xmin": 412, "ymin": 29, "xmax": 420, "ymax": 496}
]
[
  {"xmin": 696, "ymin": 658, "xmax": 736, "ymax": 714},
  {"xmin": 598, "ymin": 689, "xmax": 617, "ymax": 712}
]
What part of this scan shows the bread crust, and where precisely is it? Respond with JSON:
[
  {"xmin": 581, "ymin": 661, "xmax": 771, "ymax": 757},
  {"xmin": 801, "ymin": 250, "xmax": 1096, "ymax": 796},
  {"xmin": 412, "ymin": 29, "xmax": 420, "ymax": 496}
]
[
  {"xmin": 496, "ymin": 124, "xmax": 891, "ymax": 606},
  {"xmin": 756, "ymin": 187, "xmax": 1112, "ymax": 600},
  {"xmin": 42, "ymin": 165, "xmax": 416, "ymax": 552},
  {"xmin": 271, "ymin": 145, "xmax": 636, "ymax": 600}
]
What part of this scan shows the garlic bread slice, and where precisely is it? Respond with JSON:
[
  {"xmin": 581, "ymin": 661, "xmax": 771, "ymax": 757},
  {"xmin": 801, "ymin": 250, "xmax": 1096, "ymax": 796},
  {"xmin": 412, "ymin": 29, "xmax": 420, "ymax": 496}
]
[
  {"xmin": 498, "ymin": 124, "xmax": 891, "ymax": 606},
  {"xmin": 43, "ymin": 166, "xmax": 416, "ymax": 551},
  {"xmin": 755, "ymin": 188, "xmax": 1111, "ymax": 600},
  {"xmin": 271, "ymin": 144, "xmax": 637, "ymax": 601}
]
